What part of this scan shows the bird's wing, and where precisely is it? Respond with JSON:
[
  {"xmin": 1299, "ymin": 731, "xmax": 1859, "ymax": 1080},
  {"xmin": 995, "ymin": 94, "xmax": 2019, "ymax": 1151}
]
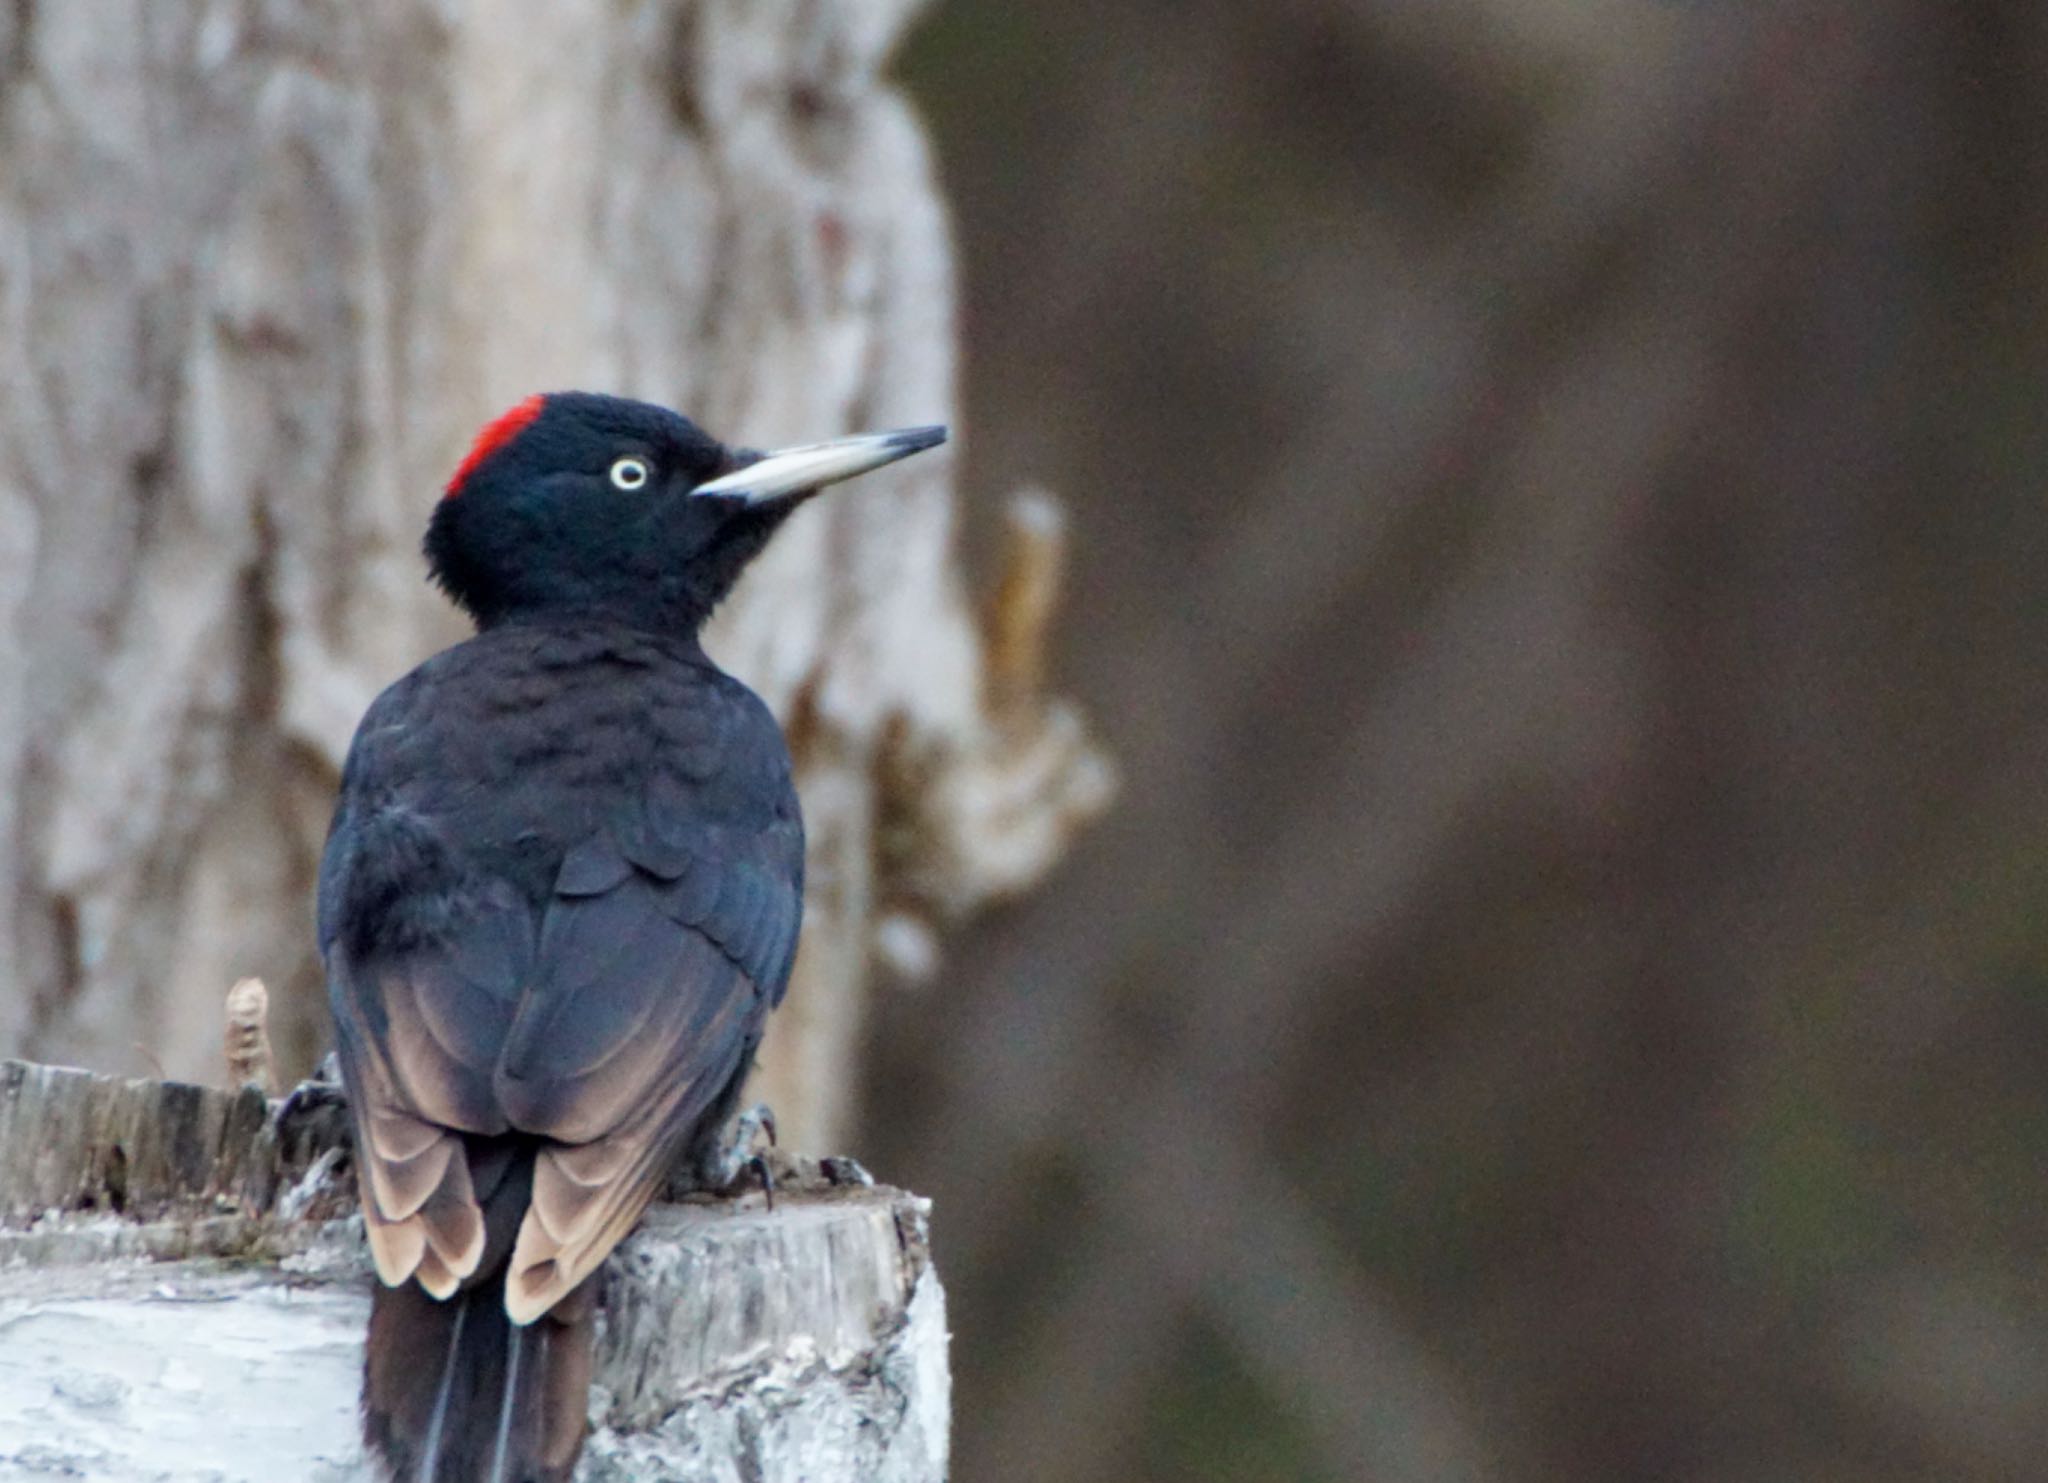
[
  {"xmin": 326, "ymin": 878, "xmax": 531, "ymax": 1298},
  {"xmin": 319, "ymin": 668, "xmax": 543, "ymax": 1298},
  {"xmin": 494, "ymin": 823, "xmax": 803, "ymax": 1322},
  {"xmin": 321, "ymin": 651, "xmax": 803, "ymax": 1320},
  {"xmin": 328, "ymin": 827, "xmax": 800, "ymax": 1315}
]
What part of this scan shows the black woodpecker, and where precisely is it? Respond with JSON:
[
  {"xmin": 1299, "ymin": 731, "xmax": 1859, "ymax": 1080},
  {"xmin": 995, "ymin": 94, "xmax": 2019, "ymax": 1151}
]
[{"xmin": 317, "ymin": 391, "xmax": 945, "ymax": 1481}]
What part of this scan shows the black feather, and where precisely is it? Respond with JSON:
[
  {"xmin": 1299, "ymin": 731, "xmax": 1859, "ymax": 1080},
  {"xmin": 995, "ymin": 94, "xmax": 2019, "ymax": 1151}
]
[{"xmin": 323, "ymin": 397, "xmax": 811, "ymax": 1483}]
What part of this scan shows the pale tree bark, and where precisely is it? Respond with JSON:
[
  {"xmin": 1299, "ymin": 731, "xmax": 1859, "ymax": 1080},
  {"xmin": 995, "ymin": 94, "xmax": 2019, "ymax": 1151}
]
[{"xmin": 0, "ymin": 0, "xmax": 1110, "ymax": 1149}]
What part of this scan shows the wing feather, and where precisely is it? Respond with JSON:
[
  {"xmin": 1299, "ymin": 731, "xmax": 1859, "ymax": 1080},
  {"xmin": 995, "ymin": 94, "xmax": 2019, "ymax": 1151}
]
[
  {"xmin": 340, "ymin": 1037, "xmax": 485, "ymax": 1293},
  {"xmin": 329, "ymin": 908, "xmax": 525, "ymax": 1296},
  {"xmin": 492, "ymin": 850, "xmax": 783, "ymax": 1322}
]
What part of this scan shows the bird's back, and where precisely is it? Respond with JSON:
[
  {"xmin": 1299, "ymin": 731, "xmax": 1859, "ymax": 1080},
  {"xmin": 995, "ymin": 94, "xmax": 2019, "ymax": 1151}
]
[
  {"xmin": 322, "ymin": 621, "xmax": 797, "ymax": 940},
  {"xmin": 320, "ymin": 619, "xmax": 804, "ymax": 1480}
]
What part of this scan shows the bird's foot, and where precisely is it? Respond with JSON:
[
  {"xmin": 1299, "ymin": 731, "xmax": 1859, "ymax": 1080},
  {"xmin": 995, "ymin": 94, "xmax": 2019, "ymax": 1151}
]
[
  {"xmin": 670, "ymin": 1107, "xmax": 877, "ymax": 1208},
  {"xmin": 274, "ymin": 1053, "xmax": 346, "ymax": 1126},
  {"xmin": 272, "ymin": 1053, "xmax": 353, "ymax": 1171},
  {"xmin": 696, "ymin": 1102, "xmax": 779, "ymax": 1210}
]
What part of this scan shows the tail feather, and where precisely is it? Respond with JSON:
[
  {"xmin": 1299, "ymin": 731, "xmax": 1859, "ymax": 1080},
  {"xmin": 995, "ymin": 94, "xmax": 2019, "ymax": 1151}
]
[
  {"xmin": 364, "ymin": 1272, "xmax": 593, "ymax": 1483},
  {"xmin": 415, "ymin": 1290, "xmax": 469, "ymax": 1472}
]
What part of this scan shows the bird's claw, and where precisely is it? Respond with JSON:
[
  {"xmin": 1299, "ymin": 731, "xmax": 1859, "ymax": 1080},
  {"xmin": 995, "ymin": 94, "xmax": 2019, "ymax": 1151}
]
[
  {"xmin": 747, "ymin": 1151, "xmax": 777, "ymax": 1213},
  {"xmin": 696, "ymin": 1102, "xmax": 779, "ymax": 1207},
  {"xmin": 273, "ymin": 1053, "xmax": 346, "ymax": 1132}
]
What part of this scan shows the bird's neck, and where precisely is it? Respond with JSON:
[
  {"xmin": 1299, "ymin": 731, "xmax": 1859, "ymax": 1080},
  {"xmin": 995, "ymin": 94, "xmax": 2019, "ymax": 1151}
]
[{"xmin": 479, "ymin": 607, "xmax": 716, "ymax": 667}]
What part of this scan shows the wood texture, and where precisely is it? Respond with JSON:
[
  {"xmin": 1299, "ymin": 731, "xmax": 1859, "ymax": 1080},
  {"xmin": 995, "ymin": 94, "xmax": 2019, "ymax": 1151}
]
[
  {"xmin": 0, "ymin": 1059, "xmax": 947, "ymax": 1481},
  {"xmin": 0, "ymin": 0, "xmax": 1107, "ymax": 1151}
]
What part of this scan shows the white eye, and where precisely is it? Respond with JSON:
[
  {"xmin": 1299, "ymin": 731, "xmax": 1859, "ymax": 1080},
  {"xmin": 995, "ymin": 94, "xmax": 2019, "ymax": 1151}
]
[{"xmin": 609, "ymin": 456, "xmax": 651, "ymax": 491}]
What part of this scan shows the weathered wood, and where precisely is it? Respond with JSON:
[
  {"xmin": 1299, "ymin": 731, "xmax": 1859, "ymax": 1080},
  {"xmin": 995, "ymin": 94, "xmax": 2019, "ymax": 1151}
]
[
  {"xmin": 0, "ymin": 1058, "xmax": 344, "ymax": 1232},
  {"xmin": 0, "ymin": 1060, "xmax": 948, "ymax": 1481}
]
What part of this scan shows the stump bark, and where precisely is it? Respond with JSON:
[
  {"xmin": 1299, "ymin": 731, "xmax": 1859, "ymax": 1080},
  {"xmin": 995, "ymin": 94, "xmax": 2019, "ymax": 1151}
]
[{"xmin": 0, "ymin": 1059, "xmax": 948, "ymax": 1481}]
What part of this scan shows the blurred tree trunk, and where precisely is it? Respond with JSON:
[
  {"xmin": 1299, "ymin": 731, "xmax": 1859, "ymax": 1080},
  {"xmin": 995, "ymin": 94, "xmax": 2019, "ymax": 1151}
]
[{"xmin": 0, "ymin": 0, "xmax": 1107, "ymax": 1149}]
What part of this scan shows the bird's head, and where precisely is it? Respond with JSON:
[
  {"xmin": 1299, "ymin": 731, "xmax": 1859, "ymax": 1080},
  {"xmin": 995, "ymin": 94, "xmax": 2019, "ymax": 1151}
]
[{"xmin": 424, "ymin": 391, "xmax": 945, "ymax": 632}]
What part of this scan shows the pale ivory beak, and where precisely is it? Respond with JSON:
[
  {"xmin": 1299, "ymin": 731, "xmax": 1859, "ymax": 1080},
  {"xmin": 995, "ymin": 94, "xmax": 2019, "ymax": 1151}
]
[{"xmin": 693, "ymin": 425, "xmax": 948, "ymax": 504}]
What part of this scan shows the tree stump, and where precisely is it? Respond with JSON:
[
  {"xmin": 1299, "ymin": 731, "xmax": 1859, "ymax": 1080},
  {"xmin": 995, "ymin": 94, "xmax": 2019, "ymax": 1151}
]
[{"xmin": 0, "ymin": 1059, "xmax": 948, "ymax": 1481}]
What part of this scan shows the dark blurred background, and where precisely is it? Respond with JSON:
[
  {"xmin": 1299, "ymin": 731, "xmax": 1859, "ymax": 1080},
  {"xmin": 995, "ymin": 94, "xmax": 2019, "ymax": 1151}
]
[{"xmin": 873, "ymin": 2, "xmax": 2048, "ymax": 1480}]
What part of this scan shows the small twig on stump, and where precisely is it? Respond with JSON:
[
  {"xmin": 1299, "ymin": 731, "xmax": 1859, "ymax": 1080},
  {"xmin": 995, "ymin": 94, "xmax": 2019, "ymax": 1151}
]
[{"xmin": 222, "ymin": 977, "xmax": 275, "ymax": 1095}]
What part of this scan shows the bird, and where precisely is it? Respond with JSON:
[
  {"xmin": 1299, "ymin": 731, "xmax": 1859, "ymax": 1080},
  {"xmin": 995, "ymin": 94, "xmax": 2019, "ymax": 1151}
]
[{"xmin": 316, "ymin": 391, "xmax": 946, "ymax": 1482}]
